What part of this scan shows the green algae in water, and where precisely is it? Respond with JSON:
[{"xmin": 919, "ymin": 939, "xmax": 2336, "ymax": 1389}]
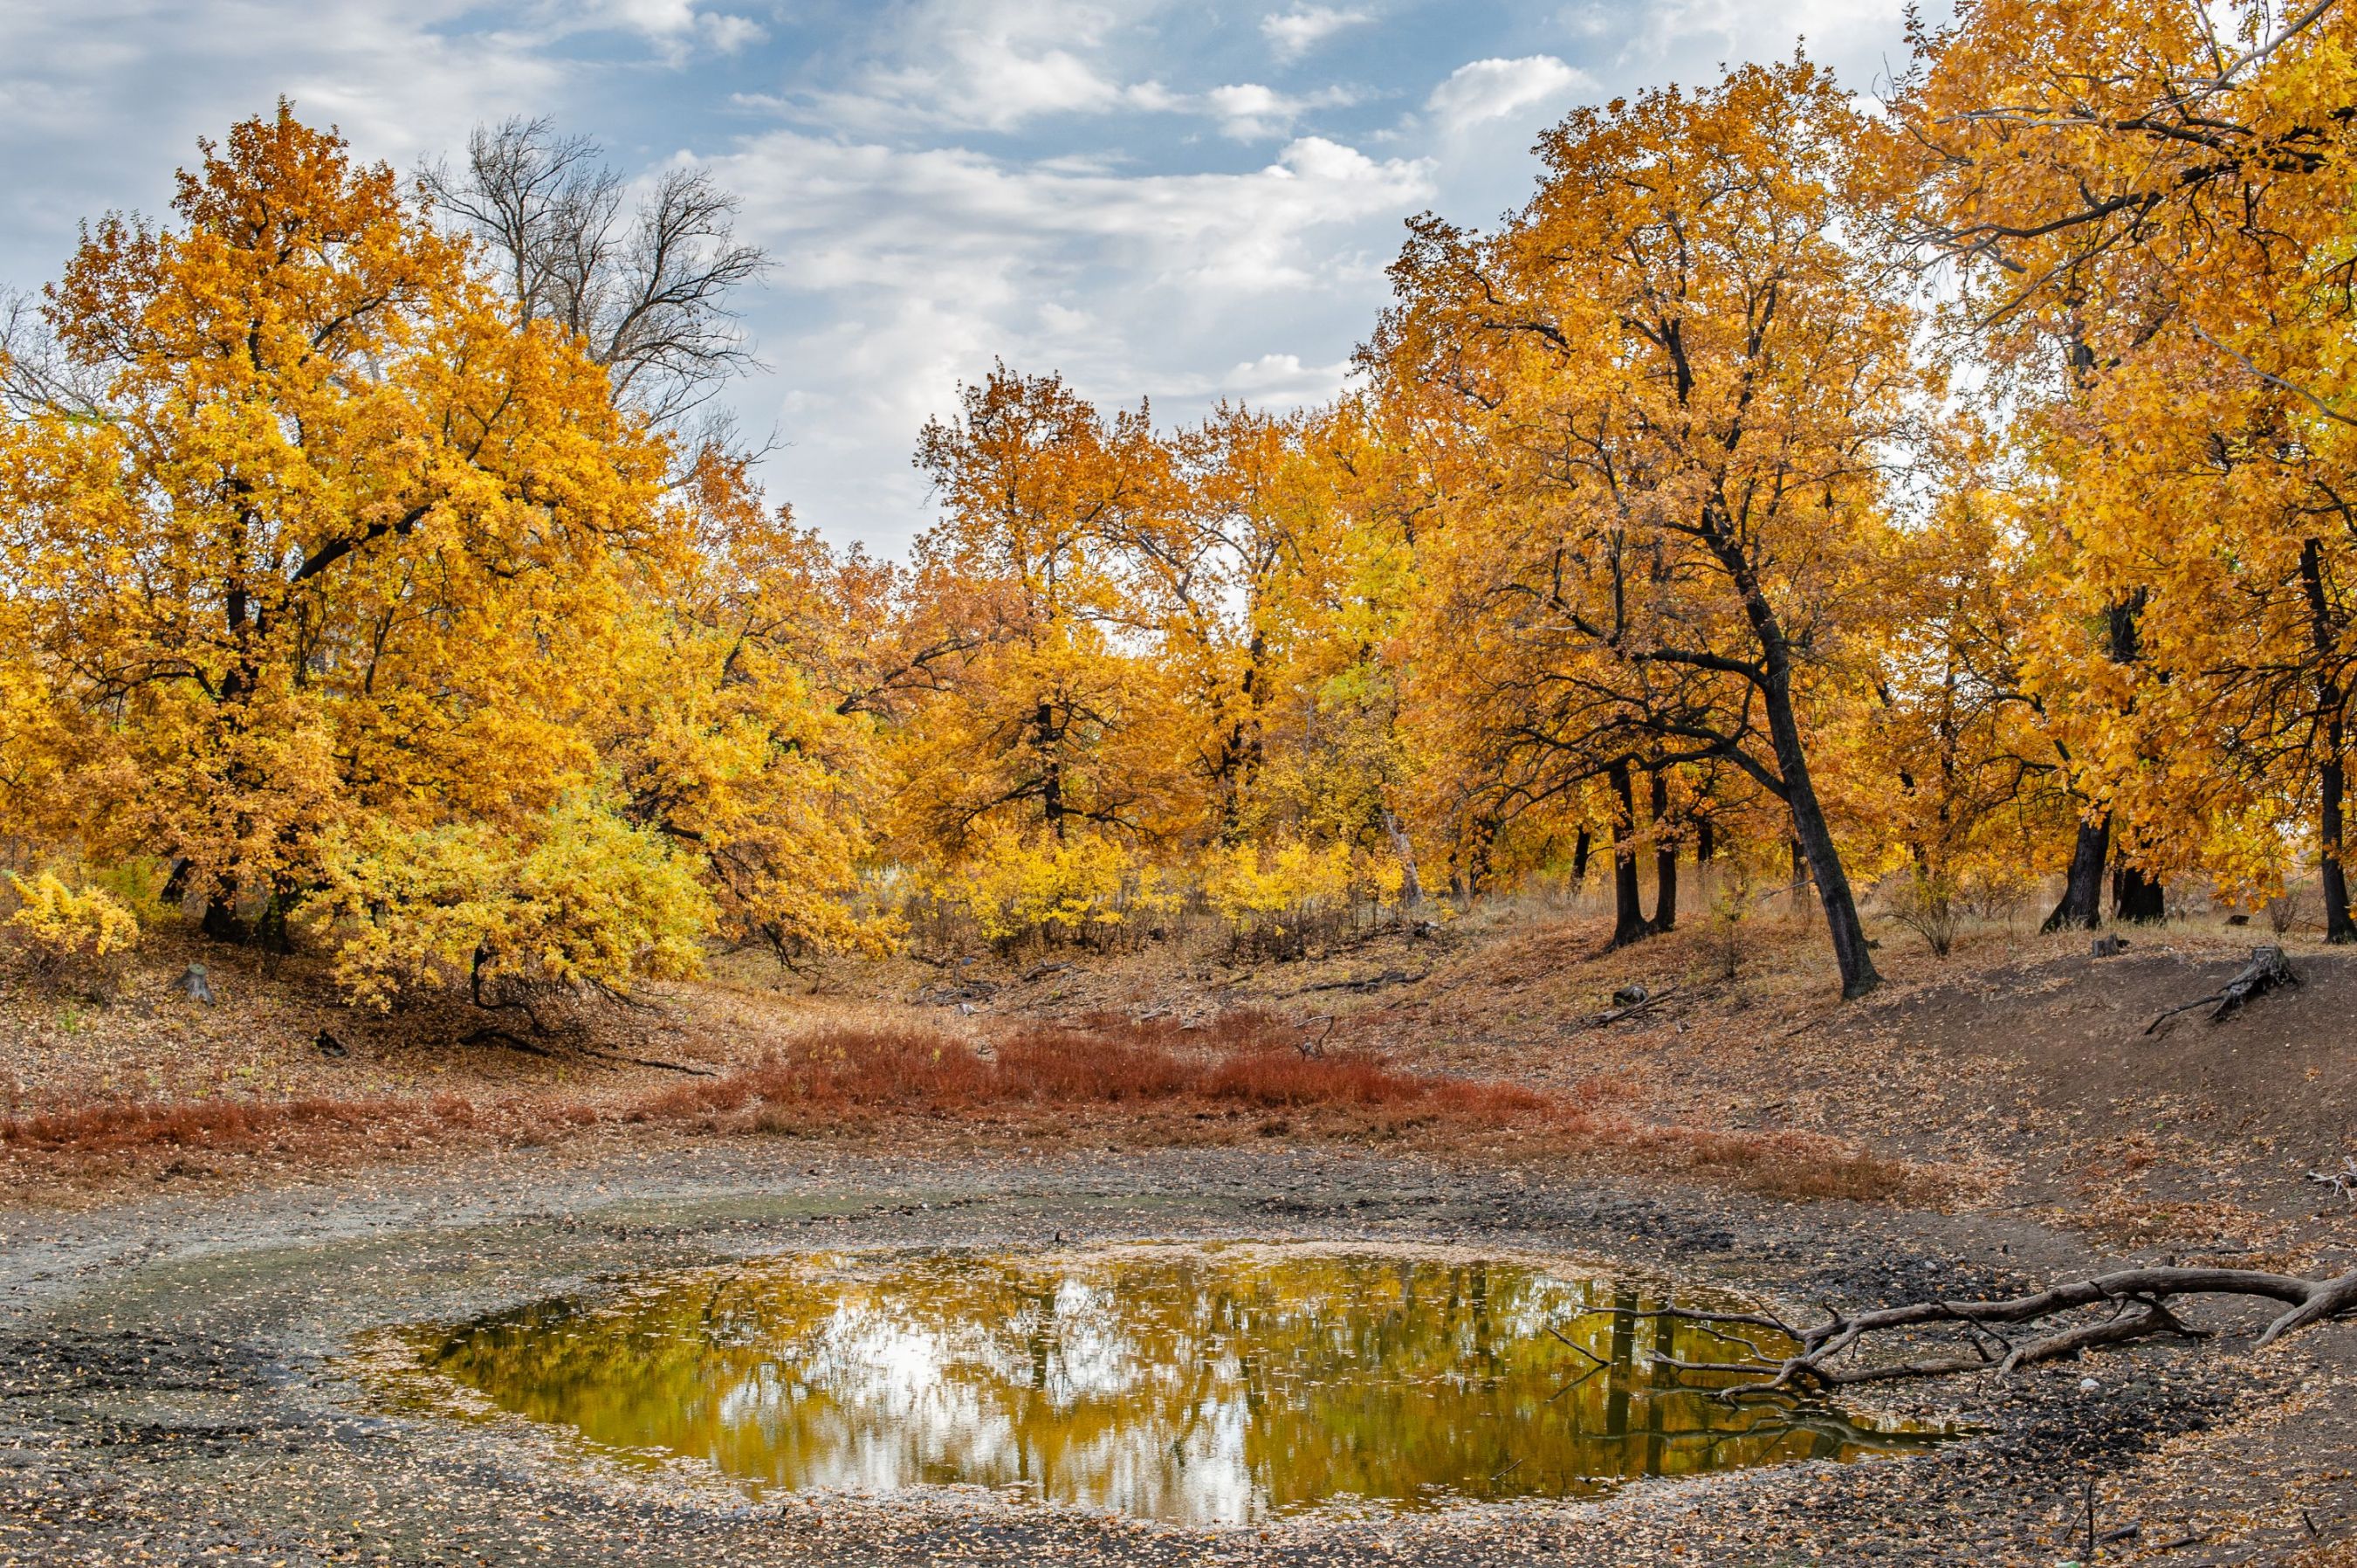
[{"xmin": 402, "ymin": 1244, "xmax": 1949, "ymax": 1523}]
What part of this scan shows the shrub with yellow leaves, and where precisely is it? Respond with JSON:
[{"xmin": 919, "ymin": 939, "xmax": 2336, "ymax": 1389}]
[
  {"xmin": 931, "ymin": 830, "xmax": 1178, "ymax": 950},
  {"xmin": 4, "ymin": 871, "xmax": 141, "ymax": 994},
  {"xmin": 301, "ymin": 797, "xmax": 715, "ymax": 1014},
  {"xmin": 1202, "ymin": 839, "xmax": 1367, "ymax": 959}
]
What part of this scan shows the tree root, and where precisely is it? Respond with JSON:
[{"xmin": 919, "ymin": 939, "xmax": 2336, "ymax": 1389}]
[{"xmin": 1655, "ymin": 1264, "xmax": 2357, "ymax": 1396}]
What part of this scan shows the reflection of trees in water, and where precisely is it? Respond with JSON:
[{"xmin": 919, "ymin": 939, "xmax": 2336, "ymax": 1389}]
[{"xmin": 416, "ymin": 1249, "xmax": 1947, "ymax": 1523}]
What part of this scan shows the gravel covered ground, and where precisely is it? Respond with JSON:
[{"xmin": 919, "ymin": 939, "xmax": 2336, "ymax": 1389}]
[{"xmin": 2, "ymin": 1138, "xmax": 2351, "ymax": 1566}]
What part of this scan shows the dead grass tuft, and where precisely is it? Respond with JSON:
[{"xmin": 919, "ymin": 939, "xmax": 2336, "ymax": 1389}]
[
  {"xmin": 2, "ymin": 1095, "xmax": 416, "ymax": 1153},
  {"xmin": 625, "ymin": 1014, "xmax": 1553, "ymax": 1131}
]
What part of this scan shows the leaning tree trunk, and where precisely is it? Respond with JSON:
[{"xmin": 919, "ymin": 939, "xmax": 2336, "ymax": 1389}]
[
  {"xmin": 1382, "ymin": 808, "xmax": 1425, "ymax": 911},
  {"xmin": 1569, "ymin": 827, "xmax": 1592, "ymax": 891},
  {"xmin": 1759, "ymin": 664, "xmax": 1879, "ymax": 998},
  {"xmin": 1607, "ymin": 760, "xmax": 1648, "ymax": 948},
  {"xmin": 1649, "ymin": 767, "xmax": 1678, "ymax": 933},
  {"xmin": 2301, "ymin": 540, "xmax": 2356, "ymax": 943},
  {"xmin": 2043, "ymin": 814, "xmax": 2111, "ymax": 932}
]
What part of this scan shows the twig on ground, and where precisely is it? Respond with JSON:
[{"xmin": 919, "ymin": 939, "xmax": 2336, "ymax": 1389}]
[{"xmin": 1585, "ymin": 984, "xmax": 1679, "ymax": 1028}]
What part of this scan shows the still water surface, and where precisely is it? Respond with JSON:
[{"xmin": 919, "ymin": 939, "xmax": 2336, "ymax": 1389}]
[{"xmin": 407, "ymin": 1244, "xmax": 1948, "ymax": 1523}]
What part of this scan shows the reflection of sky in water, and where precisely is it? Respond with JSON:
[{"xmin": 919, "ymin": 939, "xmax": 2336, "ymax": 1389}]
[{"xmin": 416, "ymin": 1247, "xmax": 1951, "ymax": 1523}]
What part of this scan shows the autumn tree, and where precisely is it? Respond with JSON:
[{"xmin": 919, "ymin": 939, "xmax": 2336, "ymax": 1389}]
[
  {"xmin": 1888, "ymin": 0, "xmax": 2357, "ymax": 932},
  {"xmin": 885, "ymin": 366, "xmax": 1194, "ymax": 942},
  {"xmin": 1375, "ymin": 60, "xmax": 1924, "ymax": 995},
  {"xmin": 0, "ymin": 106, "xmax": 872, "ymax": 1003}
]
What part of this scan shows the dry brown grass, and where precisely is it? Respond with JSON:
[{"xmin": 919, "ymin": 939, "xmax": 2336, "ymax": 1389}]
[
  {"xmin": 0, "ymin": 924, "xmax": 1940, "ymax": 1206},
  {"xmin": 627, "ymin": 1010, "xmax": 1552, "ymax": 1127},
  {"xmin": 610, "ymin": 1010, "xmax": 1924, "ymax": 1202}
]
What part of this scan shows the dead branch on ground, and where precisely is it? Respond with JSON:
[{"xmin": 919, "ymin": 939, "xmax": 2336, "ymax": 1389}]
[
  {"xmin": 1652, "ymin": 1263, "xmax": 2357, "ymax": 1397},
  {"xmin": 1584, "ymin": 983, "xmax": 1680, "ymax": 1028},
  {"xmin": 2144, "ymin": 945, "xmax": 2300, "ymax": 1035}
]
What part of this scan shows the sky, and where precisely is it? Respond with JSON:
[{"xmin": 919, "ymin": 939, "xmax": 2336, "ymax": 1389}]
[{"xmin": 0, "ymin": 0, "xmax": 1928, "ymax": 558}]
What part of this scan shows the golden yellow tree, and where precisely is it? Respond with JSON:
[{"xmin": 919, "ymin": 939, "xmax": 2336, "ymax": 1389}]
[
  {"xmin": 1891, "ymin": 0, "xmax": 2357, "ymax": 935},
  {"xmin": 889, "ymin": 365, "xmax": 1192, "ymax": 943},
  {"xmin": 1377, "ymin": 60, "xmax": 1925, "ymax": 995},
  {"xmin": 0, "ymin": 107, "xmax": 880, "ymax": 1000}
]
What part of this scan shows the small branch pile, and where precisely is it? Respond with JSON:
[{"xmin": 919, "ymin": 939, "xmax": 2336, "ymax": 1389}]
[{"xmin": 1660, "ymin": 1265, "xmax": 2357, "ymax": 1395}]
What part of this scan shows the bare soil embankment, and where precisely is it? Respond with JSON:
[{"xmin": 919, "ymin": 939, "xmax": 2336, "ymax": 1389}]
[{"xmin": 0, "ymin": 906, "xmax": 2352, "ymax": 1563}]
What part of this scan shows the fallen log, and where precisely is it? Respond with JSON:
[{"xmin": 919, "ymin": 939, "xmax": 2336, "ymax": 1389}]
[
  {"xmin": 2143, "ymin": 945, "xmax": 2299, "ymax": 1035},
  {"xmin": 1287, "ymin": 968, "xmax": 1427, "ymax": 997}
]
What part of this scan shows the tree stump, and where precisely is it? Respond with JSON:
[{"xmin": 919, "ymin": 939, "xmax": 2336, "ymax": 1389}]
[{"xmin": 175, "ymin": 963, "xmax": 215, "ymax": 1006}]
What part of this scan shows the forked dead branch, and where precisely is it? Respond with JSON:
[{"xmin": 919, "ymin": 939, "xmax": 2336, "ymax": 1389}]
[{"xmin": 1653, "ymin": 1264, "xmax": 2357, "ymax": 1395}]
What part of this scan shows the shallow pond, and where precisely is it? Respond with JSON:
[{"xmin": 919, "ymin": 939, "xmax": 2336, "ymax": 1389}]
[{"xmin": 397, "ymin": 1243, "xmax": 1949, "ymax": 1523}]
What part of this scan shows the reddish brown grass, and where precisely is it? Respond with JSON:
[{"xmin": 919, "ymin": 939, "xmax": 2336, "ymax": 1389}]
[
  {"xmin": 0, "ymin": 1009, "xmax": 1927, "ymax": 1207},
  {"xmin": 606, "ymin": 1012, "xmax": 1919, "ymax": 1202},
  {"xmin": 627, "ymin": 1012, "xmax": 1556, "ymax": 1132},
  {"xmin": 0, "ymin": 1096, "xmax": 404, "ymax": 1152},
  {"xmin": 0, "ymin": 1089, "xmax": 519, "ymax": 1160}
]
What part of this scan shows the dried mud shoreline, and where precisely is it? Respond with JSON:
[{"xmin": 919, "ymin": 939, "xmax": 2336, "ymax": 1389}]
[{"xmin": 1, "ymin": 1139, "xmax": 2350, "ymax": 1567}]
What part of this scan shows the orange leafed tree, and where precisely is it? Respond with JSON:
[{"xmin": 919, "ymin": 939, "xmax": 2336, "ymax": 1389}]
[
  {"xmin": 0, "ymin": 106, "xmax": 879, "ymax": 1001},
  {"xmin": 1373, "ymin": 59, "xmax": 1927, "ymax": 995}
]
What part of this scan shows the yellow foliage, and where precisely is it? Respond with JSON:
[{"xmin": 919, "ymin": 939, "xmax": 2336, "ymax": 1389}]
[
  {"xmin": 5, "ymin": 873, "xmax": 141, "ymax": 964},
  {"xmin": 1202, "ymin": 840, "xmax": 1351, "ymax": 922},
  {"xmin": 931, "ymin": 830, "xmax": 1176, "ymax": 946},
  {"xmin": 301, "ymin": 797, "xmax": 715, "ymax": 1009}
]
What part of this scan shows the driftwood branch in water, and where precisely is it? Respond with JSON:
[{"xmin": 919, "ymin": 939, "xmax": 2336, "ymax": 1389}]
[
  {"xmin": 1660, "ymin": 1264, "xmax": 2357, "ymax": 1397},
  {"xmin": 2144, "ymin": 945, "xmax": 2300, "ymax": 1035}
]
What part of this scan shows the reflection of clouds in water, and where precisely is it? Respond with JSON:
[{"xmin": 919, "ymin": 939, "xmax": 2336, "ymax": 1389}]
[{"xmin": 425, "ymin": 1248, "xmax": 1950, "ymax": 1523}]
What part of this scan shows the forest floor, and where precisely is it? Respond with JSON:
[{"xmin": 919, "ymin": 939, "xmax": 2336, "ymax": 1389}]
[{"xmin": 0, "ymin": 892, "xmax": 2353, "ymax": 1565}]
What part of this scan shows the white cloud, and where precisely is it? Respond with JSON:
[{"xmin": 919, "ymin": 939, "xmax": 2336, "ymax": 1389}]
[
  {"xmin": 701, "ymin": 127, "xmax": 1433, "ymax": 546},
  {"xmin": 807, "ymin": 0, "xmax": 1168, "ymax": 134},
  {"xmin": 1424, "ymin": 55, "xmax": 1592, "ymax": 134},
  {"xmin": 1260, "ymin": 5, "xmax": 1373, "ymax": 63},
  {"xmin": 697, "ymin": 13, "xmax": 766, "ymax": 52},
  {"xmin": 537, "ymin": 0, "xmax": 770, "ymax": 63},
  {"xmin": 1202, "ymin": 82, "xmax": 1358, "ymax": 140}
]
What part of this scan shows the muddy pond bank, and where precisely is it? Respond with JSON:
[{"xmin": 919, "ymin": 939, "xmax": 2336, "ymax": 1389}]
[{"xmin": 0, "ymin": 1140, "xmax": 2346, "ymax": 1566}]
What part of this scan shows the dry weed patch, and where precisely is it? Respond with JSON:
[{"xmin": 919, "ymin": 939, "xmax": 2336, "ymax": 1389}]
[{"xmin": 620, "ymin": 1010, "xmax": 1928, "ymax": 1201}]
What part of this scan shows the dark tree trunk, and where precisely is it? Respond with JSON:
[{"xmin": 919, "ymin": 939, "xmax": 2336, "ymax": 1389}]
[
  {"xmin": 1460, "ymin": 812, "xmax": 1498, "ymax": 899},
  {"xmin": 1570, "ymin": 827, "xmax": 1592, "ymax": 891},
  {"xmin": 200, "ymin": 896, "xmax": 244, "ymax": 944},
  {"xmin": 1787, "ymin": 836, "xmax": 1811, "ymax": 911},
  {"xmin": 1765, "ymin": 690, "xmax": 1879, "ymax": 998},
  {"xmin": 2043, "ymin": 815, "xmax": 2111, "ymax": 932},
  {"xmin": 1036, "ymin": 700, "xmax": 1064, "ymax": 839},
  {"xmin": 2325, "ymin": 754, "xmax": 2354, "ymax": 943},
  {"xmin": 1695, "ymin": 815, "xmax": 1714, "ymax": 864},
  {"xmin": 1607, "ymin": 760, "xmax": 1647, "ymax": 948},
  {"xmin": 1649, "ymin": 767, "xmax": 1678, "ymax": 933},
  {"xmin": 2299, "ymin": 540, "xmax": 2355, "ymax": 944},
  {"xmin": 2046, "ymin": 592, "xmax": 2151, "ymax": 933},
  {"xmin": 2113, "ymin": 864, "xmax": 2166, "ymax": 924}
]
